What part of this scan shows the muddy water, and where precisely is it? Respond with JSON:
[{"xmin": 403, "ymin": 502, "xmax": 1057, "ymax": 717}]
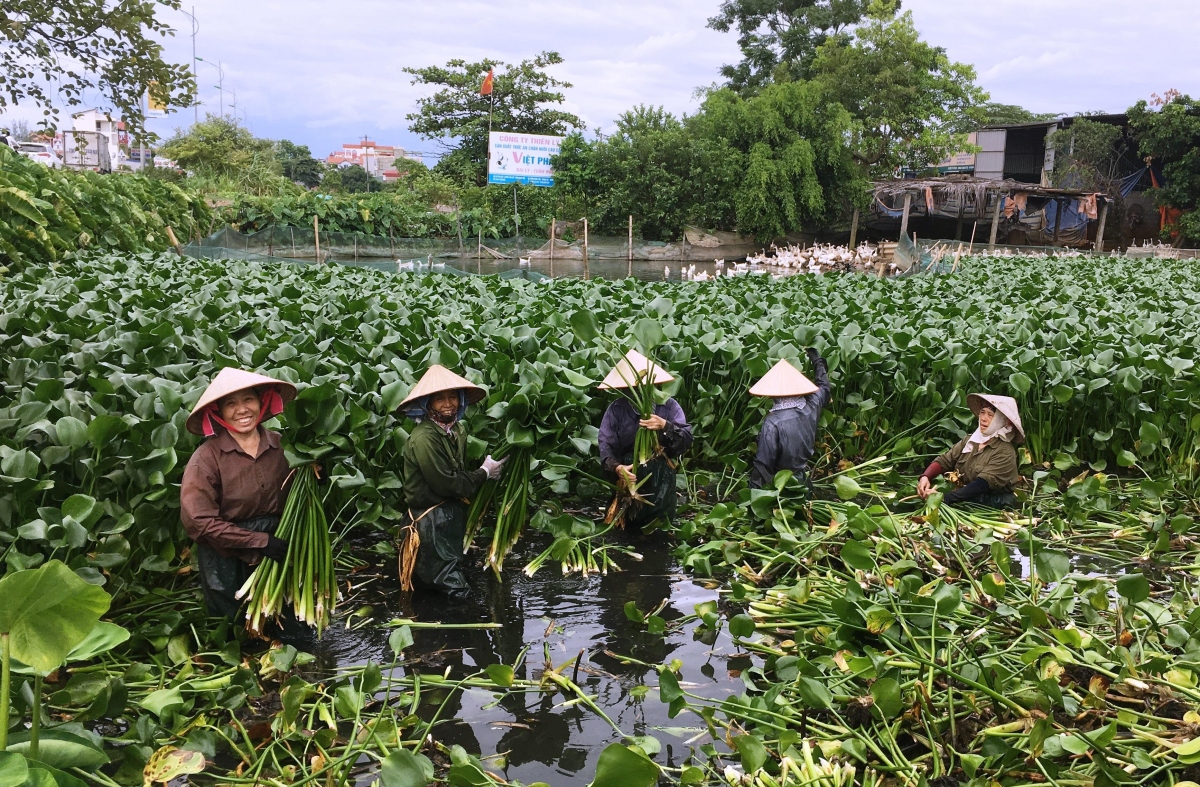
[{"xmin": 310, "ymin": 530, "xmax": 746, "ymax": 785}]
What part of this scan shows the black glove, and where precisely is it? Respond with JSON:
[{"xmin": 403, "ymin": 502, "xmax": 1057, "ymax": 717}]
[
  {"xmin": 944, "ymin": 477, "xmax": 990, "ymax": 505},
  {"xmin": 262, "ymin": 535, "xmax": 290, "ymax": 562},
  {"xmin": 806, "ymin": 346, "xmax": 822, "ymax": 363}
]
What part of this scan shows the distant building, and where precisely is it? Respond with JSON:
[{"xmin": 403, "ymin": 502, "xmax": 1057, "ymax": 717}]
[{"xmin": 326, "ymin": 140, "xmax": 422, "ymax": 178}]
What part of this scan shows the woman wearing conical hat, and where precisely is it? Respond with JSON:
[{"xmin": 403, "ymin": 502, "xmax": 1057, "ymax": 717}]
[
  {"xmin": 180, "ymin": 368, "xmax": 297, "ymax": 621},
  {"xmin": 398, "ymin": 365, "xmax": 505, "ymax": 600},
  {"xmin": 748, "ymin": 348, "xmax": 832, "ymax": 490},
  {"xmin": 597, "ymin": 350, "xmax": 693, "ymax": 528},
  {"xmin": 917, "ymin": 393, "xmax": 1023, "ymax": 508}
]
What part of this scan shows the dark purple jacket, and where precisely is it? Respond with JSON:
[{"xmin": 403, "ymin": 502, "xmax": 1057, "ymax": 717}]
[{"xmin": 599, "ymin": 397, "xmax": 693, "ymax": 472}]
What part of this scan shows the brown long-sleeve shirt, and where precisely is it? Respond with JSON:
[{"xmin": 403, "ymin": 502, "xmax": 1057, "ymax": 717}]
[{"xmin": 180, "ymin": 427, "xmax": 291, "ymax": 562}]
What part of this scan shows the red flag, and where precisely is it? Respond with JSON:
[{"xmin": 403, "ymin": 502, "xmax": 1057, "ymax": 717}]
[{"xmin": 480, "ymin": 69, "xmax": 494, "ymax": 97}]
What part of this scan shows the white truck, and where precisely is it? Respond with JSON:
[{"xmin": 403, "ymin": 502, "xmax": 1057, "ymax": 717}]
[{"xmin": 57, "ymin": 130, "xmax": 112, "ymax": 172}]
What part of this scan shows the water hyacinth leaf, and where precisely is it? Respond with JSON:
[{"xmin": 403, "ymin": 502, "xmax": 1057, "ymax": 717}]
[
  {"xmin": 1, "ymin": 449, "xmax": 39, "ymax": 480},
  {"xmin": 631, "ymin": 318, "xmax": 664, "ymax": 352},
  {"xmin": 734, "ymin": 735, "xmax": 768, "ymax": 772},
  {"xmin": 624, "ymin": 601, "xmax": 645, "ymax": 624},
  {"xmin": 658, "ymin": 669, "xmax": 683, "ymax": 704},
  {"xmin": 143, "ymin": 746, "xmax": 206, "ymax": 785},
  {"xmin": 1009, "ymin": 372, "xmax": 1032, "ymax": 394},
  {"xmin": 982, "ymin": 572, "xmax": 1007, "ymax": 600},
  {"xmin": 54, "ymin": 416, "xmax": 88, "ymax": 448},
  {"xmin": 379, "ymin": 750, "xmax": 435, "ymax": 787},
  {"xmin": 1034, "ymin": 550, "xmax": 1071, "ymax": 584},
  {"xmin": 140, "ymin": 687, "xmax": 184, "ymax": 718},
  {"xmin": 569, "ymin": 310, "xmax": 600, "ymax": 343},
  {"xmin": 86, "ymin": 414, "xmax": 127, "ymax": 447},
  {"xmin": 0, "ymin": 560, "xmax": 111, "ymax": 675},
  {"xmin": 841, "ymin": 539, "xmax": 875, "ymax": 571},
  {"xmin": 870, "ymin": 677, "xmax": 904, "ymax": 718},
  {"xmin": 796, "ymin": 676, "xmax": 833, "ymax": 709},
  {"xmin": 625, "ymin": 735, "xmax": 661, "ymax": 757},
  {"xmin": 589, "ymin": 743, "xmax": 658, "ymax": 787},
  {"xmin": 389, "ymin": 625, "xmax": 414, "ymax": 655},
  {"xmin": 1116, "ymin": 573, "xmax": 1151, "ymax": 603},
  {"xmin": 729, "ymin": 614, "xmax": 756, "ymax": 639},
  {"xmin": 3, "ymin": 729, "xmax": 109, "ymax": 769},
  {"xmin": 833, "ymin": 475, "xmax": 863, "ymax": 501},
  {"xmin": 0, "ymin": 753, "xmax": 28, "ymax": 787},
  {"xmin": 864, "ymin": 607, "xmax": 895, "ymax": 635},
  {"xmin": 485, "ymin": 664, "xmax": 514, "ymax": 688}
]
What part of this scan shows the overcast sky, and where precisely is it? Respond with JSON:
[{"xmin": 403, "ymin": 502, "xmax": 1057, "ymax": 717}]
[{"xmin": 6, "ymin": 0, "xmax": 1198, "ymax": 161}]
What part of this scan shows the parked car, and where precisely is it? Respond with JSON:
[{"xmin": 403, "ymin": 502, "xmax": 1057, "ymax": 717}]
[{"xmin": 17, "ymin": 141, "xmax": 62, "ymax": 168}]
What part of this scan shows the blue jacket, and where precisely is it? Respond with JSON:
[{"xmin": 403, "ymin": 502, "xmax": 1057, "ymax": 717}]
[{"xmin": 749, "ymin": 355, "xmax": 831, "ymax": 489}]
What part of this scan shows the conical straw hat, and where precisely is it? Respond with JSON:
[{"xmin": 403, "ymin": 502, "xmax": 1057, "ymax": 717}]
[
  {"xmin": 396, "ymin": 365, "xmax": 487, "ymax": 413},
  {"xmin": 968, "ymin": 393, "xmax": 1025, "ymax": 444},
  {"xmin": 749, "ymin": 359, "xmax": 819, "ymax": 398},
  {"xmin": 186, "ymin": 367, "xmax": 297, "ymax": 436},
  {"xmin": 598, "ymin": 349, "xmax": 674, "ymax": 390}
]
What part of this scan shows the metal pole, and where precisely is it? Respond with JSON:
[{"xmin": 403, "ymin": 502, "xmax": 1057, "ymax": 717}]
[
  {"xmin": 188, "ymin": 7, "xmax": 199, "ymax": 124},
  {"xmin": 549, "ymin": 218, "xmax": 556, "ymax": 274},
  {"xmin": 513, "ymin": 184, "xmax": 520, "ymax": 256},
  {"xmin": 1095, "ymin": 200, "xmax": 1109, "ymax": 253},
  {"xmin": 988, "ymin": 191, "xmax": 1002, "ymax": 249}
]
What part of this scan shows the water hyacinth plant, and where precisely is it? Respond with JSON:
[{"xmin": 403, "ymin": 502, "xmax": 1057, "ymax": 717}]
[{"xmin": 238, "ymin": 464, "xmax": 336, "ymax": 636}]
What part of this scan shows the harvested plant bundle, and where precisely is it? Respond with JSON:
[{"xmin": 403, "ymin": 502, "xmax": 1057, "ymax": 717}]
[
  {"xmin": 239, "ymin": 465, "xmax": 336, "ymax": 636},
  {"xmin": 465, "ymin": 447, "xmax": 532, "ymax": 577}
]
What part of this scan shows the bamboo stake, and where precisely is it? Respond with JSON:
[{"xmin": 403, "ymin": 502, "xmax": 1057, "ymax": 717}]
[
  {"xmin": 313, "ymin": 215, "xmax": 321, "ymax": 263},
  {"xmin": 989, "ymin": 190, "xmax": 1002, "ymax": 249},
  {"xmin": 627, "ymin": 215, "xmax": 633, "ymax": 278},
  {"xmin": 164, "ymin": 225, "xmax": 184, "ymax": 258},
  {"xmin": 968, "ymin": 221, "xmax": 978, "ymax": 254},
  {"xmin": 550, "ymin": 217, "xmax": 556, "ymax": 277}
]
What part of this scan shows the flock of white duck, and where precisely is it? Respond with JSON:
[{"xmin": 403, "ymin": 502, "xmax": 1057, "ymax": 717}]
[{"xmin": 671, "ymin": 242, "xmax": 891, "ymax": 281}]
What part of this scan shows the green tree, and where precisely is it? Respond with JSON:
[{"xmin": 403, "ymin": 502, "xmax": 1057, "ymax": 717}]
[
  {"xmin": 405, "ymin": 52, "xmax": 584, "ymax": 186},
  {"xmin": 0, "ymin": 1, "xmax": 194, "ymax": 139},
  {"xmin": 977, "ymin": 102, "xmax": 1059, "ymax": 127},
  {"xmin": 275, "ymin": 140, "xmax": 323, "ymax": 188},
  {"xmin": 707, "ymin": 0, "xmax": 871, "ymax": 93},
  {"xmin": 811, "ymin": 1, "xmax": 986, "ymax": 175},
  {"xmin": 159, "ymin": 115, "xmax": 294, "ymax": 196},
  {"xmin": 337, "ymin": 165, "xmax": 376, "ymax": 194},
  {"xmin": 689, "ymin": 80, "xmax": 866, "ymax": 239},
  {"xmin": 1129, "ymin": 94, "xmax": 1200, "ymax": 242}
]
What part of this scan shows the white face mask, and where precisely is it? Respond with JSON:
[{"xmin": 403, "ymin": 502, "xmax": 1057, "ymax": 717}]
[{"xmin": 964, "ymin": 409, "xmax": 1013, "ymax": 453}]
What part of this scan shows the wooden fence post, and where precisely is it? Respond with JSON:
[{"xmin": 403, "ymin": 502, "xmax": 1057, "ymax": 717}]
[
  {"xmin": 627, "ymin": 215, "xmax": 633, "ymax": 277},
  {"xmin": 1095, "ymin": 200, "xmax": 1109, "ymax": 253},
  {"xmin": 849, "ymin": 208, "xmax": 860, "ymax": 250},
  {"xmin": 313, "ymin": 215, "xmax": 321, "ymax": 263},
  {"xmin": 989, "ymin": 191, "xmax": 1002, "ymax": 249},
  {"xmin": 898, "ymin": 193, "xmax": 913, "ymax": 242}
]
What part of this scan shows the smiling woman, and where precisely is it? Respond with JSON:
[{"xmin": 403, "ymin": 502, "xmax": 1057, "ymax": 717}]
[{"xmin": 179, "ymin": 367, "xmax": 297, "ymax": 621}]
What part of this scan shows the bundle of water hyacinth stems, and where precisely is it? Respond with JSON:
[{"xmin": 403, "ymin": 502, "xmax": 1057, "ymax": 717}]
[
  {"xmin": 239, "ymin": 464, "xmax": 336, "ymax": 636},
  {"xmin": 604, "ymin": 354, "xmax": 661, "ymax": 528},
  {"xmin": 465, "ymin": 446, "xmax": 532, "ymax": 578}
]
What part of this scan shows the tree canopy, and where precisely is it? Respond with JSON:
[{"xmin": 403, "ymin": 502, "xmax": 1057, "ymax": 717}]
[
  {"xmin": 554, "ymin": 81, "xmax": 866, "ymax": 242},
  {"xmin": 159, "ymin": 115, "xmax": 297, "ymax": 196},
  {"xmin": 275, "ymin": 140, "xmax": 323, "ymax": 188},
  {"xmin": 0, "ymin": 1, "xmax": 194, "ymax": 138},
  {"xmin": 707, "ymin": 0, "xmax": 871, "ymax": 93},
  {"xmin": 1129, "ymin": 94, "xmax": 1200, "ymax": 242},
  {"xmin": 405, "ymin": 52, "xmax": 584, "ymax": 186},
  {"xmin": 811, "ymin": 1, "xmax": 985, "ymax": 176}
]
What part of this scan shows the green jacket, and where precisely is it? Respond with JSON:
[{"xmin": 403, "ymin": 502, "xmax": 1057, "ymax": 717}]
[
  {"xmin": 403, "ymin": 419, "xmax": 486, "ymax": 512},
  {"xmin": 935, "ymin": 436, "xmax": 1020, "ymax": 491}
]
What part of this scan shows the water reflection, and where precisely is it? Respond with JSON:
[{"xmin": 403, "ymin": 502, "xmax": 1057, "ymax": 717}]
[{"xmin": 310, "ymin": 530, "xmax": 741, "ymax": 785}]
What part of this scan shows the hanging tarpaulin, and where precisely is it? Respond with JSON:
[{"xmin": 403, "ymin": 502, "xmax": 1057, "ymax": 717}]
[{"xmin": 488, "ymin": 132, "xmax": 564, "ymax": 187}]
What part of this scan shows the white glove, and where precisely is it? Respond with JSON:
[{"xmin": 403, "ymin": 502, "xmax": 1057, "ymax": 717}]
[{"xmin": 481, "ymin": 455, "xmax": 507, "ymax": 480}]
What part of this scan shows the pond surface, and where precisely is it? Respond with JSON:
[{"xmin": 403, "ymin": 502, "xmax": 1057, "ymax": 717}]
[
  {"xmin": 335, "ymin": 255, "xmax": 790, "ymax": 283},
  {"xmin": 307, "ymin": 529, "xmax": 746, "ymax": 785}
]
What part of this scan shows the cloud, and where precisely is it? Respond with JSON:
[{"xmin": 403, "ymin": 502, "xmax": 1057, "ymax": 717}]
[{"xmin": 3, "ymin": 0, "xmax": 1195, "ymax": 157}]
